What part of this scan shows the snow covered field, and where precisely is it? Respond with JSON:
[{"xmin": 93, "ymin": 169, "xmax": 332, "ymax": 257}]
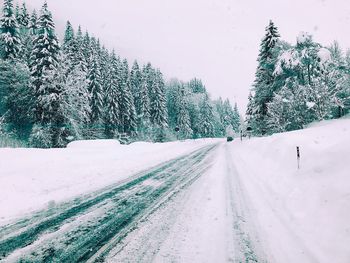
[{"xmin": 0, "ymin": 139, "xmax": 220, "ymax": 225}]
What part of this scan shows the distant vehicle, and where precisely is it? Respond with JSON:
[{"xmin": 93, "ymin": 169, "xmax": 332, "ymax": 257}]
[{"xmin": 226, "ymin": 125, "xmax": 234, "ymax": 142}]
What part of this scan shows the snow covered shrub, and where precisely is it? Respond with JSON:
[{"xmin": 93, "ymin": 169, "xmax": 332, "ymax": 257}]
[{"xmin": 29, "ymin": 124, "xmax": 52, "ymax": 148}]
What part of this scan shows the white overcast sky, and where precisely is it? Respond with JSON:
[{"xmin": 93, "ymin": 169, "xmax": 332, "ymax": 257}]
[{"xmin": 27, "ymin": 0, "xmax": 350, "ymax": 113}]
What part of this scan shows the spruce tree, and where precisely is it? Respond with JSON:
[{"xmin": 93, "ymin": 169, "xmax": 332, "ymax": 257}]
[
  {"xmin": 28, "ymin": 9, "xmax": 38, "ymax": 35},
  {"xmin": 63, "ymin": 21, "xmax": 74, "ymax": 45},
  {"xmin": 119, "ymin": 59, "xmax": 137, "ymax": 135},
  {"xmin": 130, "ymin": 60, "xmax": 142, "ymax": 115},
  {"xmin": 198, "ymin": 94, "xmax": 214, "ymax": 138},
  {"xmin": 60, "ymin": 56, "xmax": 91, "ymax": 144},
  {"xmin": 245, "ymin": 92, "xmax": 254, "ymax": 129},
  {"xmin": 252, "ymin": 20, "xmax": 280, "ymax": 135},
  {"xmin": 150, "ymin": 69, "xmax": 168, "ymax": 128},
  {"xmin": 104, "ymin": 51, "xmax": 120, "ymax": 138},
  {"xmin": 232, "ymin": 102, "xmax": 241, "ymax": 132},
  {"xmin": 21, "ymin": 9, "xmax": 36, "ymax": 65},
  {"xmin": 176, "ymin": 85, "xmax": 192, "ymax": 139},
  {"xmin": 165, "ymin": 78, "xmax": 182, "ymax": 129},
  {"xmin": 30, "ymin": 2, "xmax": 60, "ymax": 123},
  {"xmin": 87, "ymin": 53, "xmax": 103, "ymax": 129},
  {"xmin": 138, "ymin": 75, "xmax": 151, "ymax": 139},
  {"xmin": 71, "ymin": 25, "xmax": 87, "ymax": 73},
  {"xmin": 17, "ymin": 2, "xmax": 29, "ymax": 29},
  {"xmin": 0, "ymin": 0, "xmax": 21, "ymax": 60}
]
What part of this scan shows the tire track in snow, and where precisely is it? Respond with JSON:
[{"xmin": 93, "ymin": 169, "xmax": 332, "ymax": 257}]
[
  {"xmin": 0, "ymin": 143, "xmax": 218, "ymax": 262},
  {"xmin": 225, "ymin": 144, "xmax": 266, "ymax": 263}
]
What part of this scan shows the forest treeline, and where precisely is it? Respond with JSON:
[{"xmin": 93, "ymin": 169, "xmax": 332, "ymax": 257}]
[{"xmin": 0, "ymin": 0, "xmax": 240, "ymax": 147}]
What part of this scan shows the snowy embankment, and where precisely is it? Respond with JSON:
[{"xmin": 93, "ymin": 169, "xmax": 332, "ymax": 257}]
[
  {"xmin": 0, "ymin": 138, "xmax": 220, "ymax": 225},
  {"xmin": 229, "ymin": 117, "xmax": 350, "ymax": 263}
]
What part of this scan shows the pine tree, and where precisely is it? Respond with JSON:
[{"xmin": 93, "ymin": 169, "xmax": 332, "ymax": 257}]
[
  {"xmin": 130, "ymin": 60, "xmax": 142, "ymax": 115},
  {"xmin": 0, "ymin": 59, "xmax": 33, "ymax": 138},
  {"xmin": 60, "ymin": 61, "xmax": 91, "ymax": 144},
  {"xmin": 104, "ymin": 51, "xmax": 120, "ymax": 138},
  {"xmin": 150, "ymin": 69, "xmax": 168, "ymax": 128},
  {"xmin": 143, "ymin": 62, "xmax": 155, "ymax": 94},
  {"xmin": 71, "ymin": 25, "xmax": 87, "ymax": 73},
  {"xmin": 82, "ymin": 31, "xmax": 91, "ymax": 65},
  {"xmin": 38, "ymin": 67, "xmax": 65, "ymax": 147},
  {"xmin": 28, "ymin": 9, "xmax": 38, "ymax": 35},
  {"xmin": 176, "ymin": 85, "xmax": 192, "ymax": 139},
  {"xmin": 245, "ymin": 92, "xmax": 254, "ymax": 128},
  {"xmin": 17, "ymin": 2, "xmax": 29, "ymax": 29},
  {"xmin": 0, "ymin": 0, "xmax": 21, "ymax": 60},
  {"xmin": 98, "ymin": 46, "xmax": 111, "ymax": 102},
  {"xmin": 63, "ymin": 21, "xmax": 74, "ymax": 45},
  {"xmin": 30, "ymin": 2, "xmax": 60, "ymax": 123},
  {"xmin": 62, "ymin": 21, "xmax": 84, "ymax": 74},
  {"xmin": 87, "ymin": 53, "xmax": 103, "ymax": 128},
  {"xmin": 188, "ymin": 78, "xmax": 206, "ymax": 93},
  {"xmin": 232, "ymin": 102, "xmax": 241, "ymax": 132},
  {"xmin": 198, "ymin": 94, "xmax": 214, "ymax": 138},
  {"xmin": 139, "ymin": 76, "xmax": 151, "ymax": 121},
  {"xmin": 251, "ymin": 20, "xmax": 280, "ymax": 135},
  {"xmin": 20, "ymin": 9, "xmax": 36, "ymax": 65},
  {"xmin": 214, "ymin": 97, "xmax": 226, "ymax": 136},
  {"xmin": 165, "ymin": 78, "xmax": 182, "ymax": 129},
  {"xmin": 119, "ymin": 59, "xmax": 137, "ymax": 135},
  {"xmin": 137, "ymin": 74, "xmax": 151, "ymax": 139}
]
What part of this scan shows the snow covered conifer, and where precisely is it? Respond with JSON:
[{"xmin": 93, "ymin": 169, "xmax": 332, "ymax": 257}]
[
  {"xmin": 30, "ymin": 2, "xmax": 60, "ymax": 122},
  {"xmin": 245, "ymin": 92, "xmax": 254, "ymax": 129},
  {"xmin": 104, "ymin": 51, "xmax": 121, "ymax": 138},
  {"xmin": 0, "ymin": 0, "xmax": 21, "ymax": 60},
  {"xmin": 251, "ymin": 20, "xmax": 280, "ymax": 135},
  {"xmin": 149, "ymin": 69, "xmax": 168, "ymax": 141},
  {"xmin": 137, "ymin": 74, "xmax": 152, "ymax": 139},
  {"xmin": 70, "ymin": 25, "xmax": 87, "ymax": 73},
  {"xmin": 130, "ymin": 60, "xmax": 142, "ymax": 115},
  {"xmin": 87, "ymin": 53, "xmax": 103, "ymax": 127},
  {"xmin": 63, "ymin": 21, "xmax": 74, "ymax": 46},
  {"xmin": 176, "ymin": 85, "xmax": 193, "ymax": 139},
  {"xmin": 28, "ymin": 9, "xmax": 38, "ymax": 35},
  {"xmin": 198, "ymin": 94, "xmax": 215, "ymax": 138},
  {"xmin": 150, "ymin": 69, "xmax": 168, "ymax": 128},
  {"xmin": 119, "ymin": 59, "xmax": 137, "ymax": 135},
  {"xmin": 17, "ymin": 2, "xmax": 29, "ymax": 29}
]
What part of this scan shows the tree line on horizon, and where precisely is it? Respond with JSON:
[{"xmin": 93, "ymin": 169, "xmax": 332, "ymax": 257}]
[
  {"xmin": 0, "ymin": 0, "xmax": 241, "ymax": 148},
  {"xmin": 246, "ymin": 20, "xmax": 350, "ymax": 135}
]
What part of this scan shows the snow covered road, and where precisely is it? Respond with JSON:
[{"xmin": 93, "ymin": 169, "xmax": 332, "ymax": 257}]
[
  {"xmin": 0, "ymin": 144, "xmax": 218, "ymax": 262},
  {"xmin": 107, "ymin": 143, "xmax": 265, "ymax": 263}
]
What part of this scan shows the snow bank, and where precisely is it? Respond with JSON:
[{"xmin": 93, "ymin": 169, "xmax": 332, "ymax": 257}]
[
  {"xmin": 229, "ymin": 118, "xmax": 350, "ymax": 263},
  {"xmin": 67, "ymin": 139, "xmax": 121, "ymax": 149},
  {"xmin": 0, "ymin": 138, "xmax": 221, "ymax": 224}
]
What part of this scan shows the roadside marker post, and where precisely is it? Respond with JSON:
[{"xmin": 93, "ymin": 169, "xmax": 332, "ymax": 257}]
[{"xmin": 296, "ymin": 146, "xmax": 300, "ymax": 169}]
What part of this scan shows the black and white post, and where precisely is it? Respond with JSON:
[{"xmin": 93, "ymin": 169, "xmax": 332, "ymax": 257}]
[{"xmin": 296, "ymin": 146, "xmax": 300, "ymax": 169}]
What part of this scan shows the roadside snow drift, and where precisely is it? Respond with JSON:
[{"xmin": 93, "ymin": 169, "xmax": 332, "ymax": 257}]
[
  {"xmin": 229, "ymin": 118, "xmax": 350, "ymax": 263},
  {"xmin": 0, "ymin": 139, "xmax": 219, "ymax": 225}
]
